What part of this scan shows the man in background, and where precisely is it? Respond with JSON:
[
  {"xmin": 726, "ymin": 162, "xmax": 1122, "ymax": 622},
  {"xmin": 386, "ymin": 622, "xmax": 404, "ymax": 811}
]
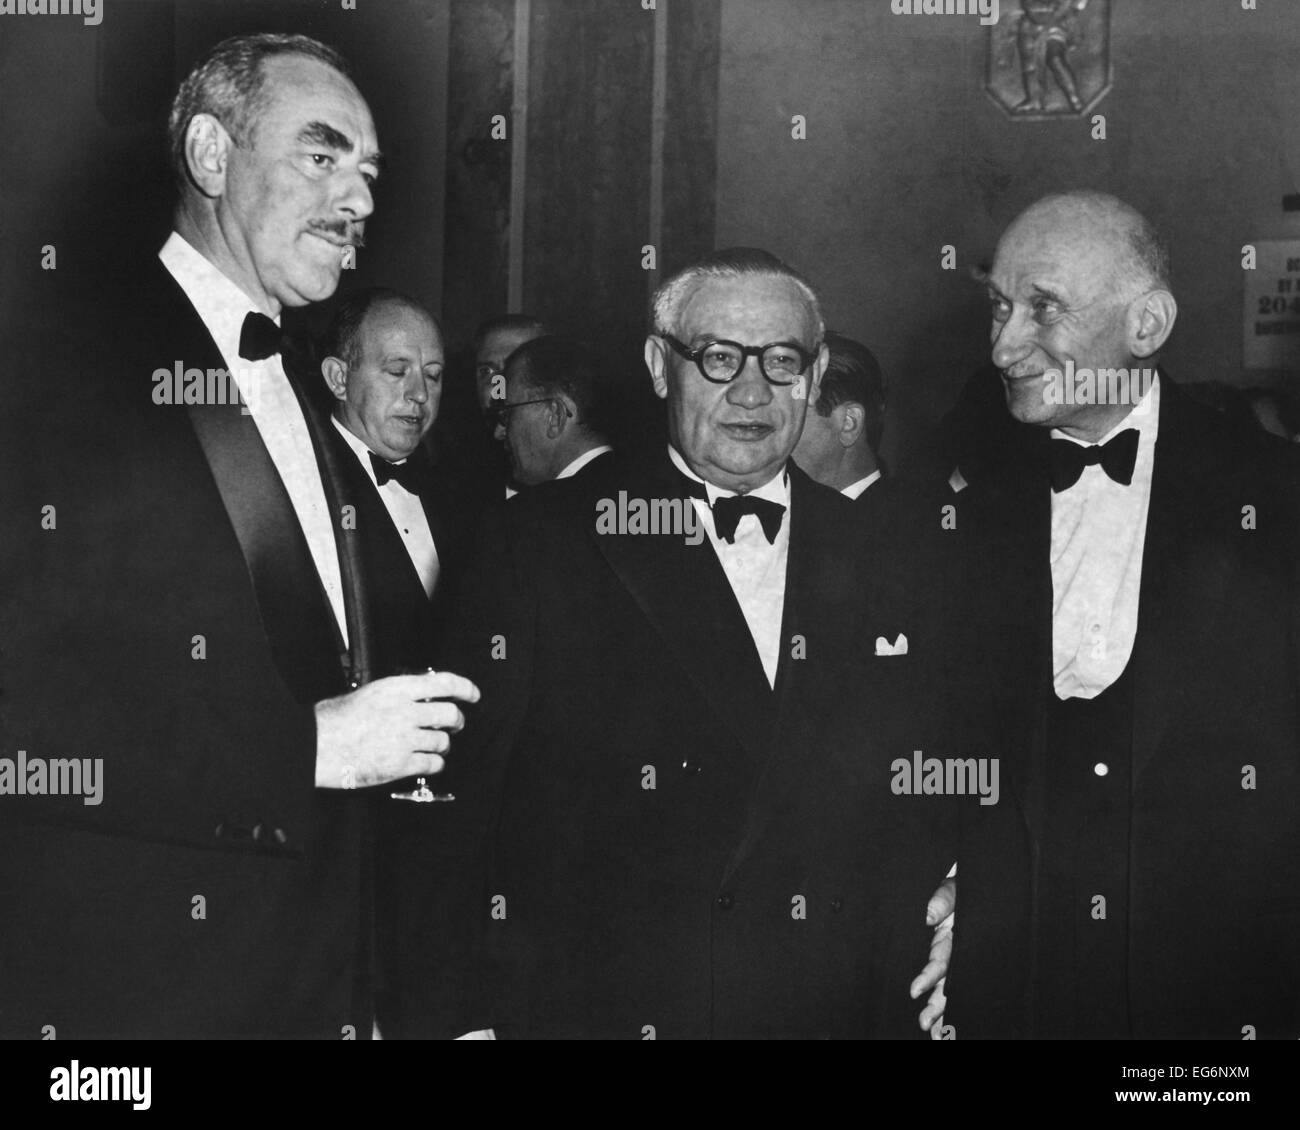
[
  {"xmin": 474, "ymin": 313, "xmax": 549, "ymax": 415},
  {"xmin": 318, "ymin": 286, "xmax": 486, "ymax": 1036},
  {"xmin": 494, "ymin": 334, "xmax": 615, "ymax": 491},
  {"xmin": 791, "ymin": 329, "xmax": 886, "ymax": 501}
]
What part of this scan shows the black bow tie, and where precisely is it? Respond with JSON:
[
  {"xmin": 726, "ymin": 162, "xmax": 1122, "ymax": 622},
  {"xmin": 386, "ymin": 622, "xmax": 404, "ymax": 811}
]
[
  {"xmin": 1047, "ymin": 428, "xmax": 1140, "ymax": 493},
  {"xmin": 674, "ymin": 464, "xmax": 787, "ymax": 545},
  {"xmin": 711, "ymin": 493, "xmax": 786, "ymax": 544},
  {"xmin": 238, "ymin": 311, "xmax": 283, "ymax": 361},
  {"xmin": 369, "ymin": 447, "xmax": 430, "ymax": 494}
]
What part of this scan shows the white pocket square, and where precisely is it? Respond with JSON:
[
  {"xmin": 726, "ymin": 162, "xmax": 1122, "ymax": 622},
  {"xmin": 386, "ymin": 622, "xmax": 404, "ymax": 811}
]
[{"xmin": 875, "ymin": 633, "xmax": 909, "ymax": 656}]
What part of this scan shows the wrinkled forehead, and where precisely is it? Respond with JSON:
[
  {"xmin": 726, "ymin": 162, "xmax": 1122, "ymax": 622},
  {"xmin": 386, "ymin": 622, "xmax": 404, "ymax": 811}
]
[
  {"xmin": 992, "ymin": 214, "xmax": 1123, "ymax": 300},
  {"xmin": 257, "ymin": 54, "xmax": 377, "ymax": 146},
  {"xmin": 677, "ymin": 275, "xmax": 819, "ymax": 345}
]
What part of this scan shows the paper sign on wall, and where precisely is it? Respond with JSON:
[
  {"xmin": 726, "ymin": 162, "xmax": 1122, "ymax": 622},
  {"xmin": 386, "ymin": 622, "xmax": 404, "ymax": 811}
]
[{"xmin": 1244, "ymin": 240, "xmax": 1300, "ymax": 371}]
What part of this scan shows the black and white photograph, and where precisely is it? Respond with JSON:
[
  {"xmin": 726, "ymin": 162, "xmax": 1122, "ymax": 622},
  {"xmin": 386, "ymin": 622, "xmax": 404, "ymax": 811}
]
[{"xmin": 0, "ymin": 0, "xmax": 1296, "ymax": 1112}]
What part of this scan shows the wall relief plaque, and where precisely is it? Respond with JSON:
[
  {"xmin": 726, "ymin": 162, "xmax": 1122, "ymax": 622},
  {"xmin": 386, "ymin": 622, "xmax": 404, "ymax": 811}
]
[{"xmin": 986, "ymin": 0, "xmax": 1112, "ymax": 120}]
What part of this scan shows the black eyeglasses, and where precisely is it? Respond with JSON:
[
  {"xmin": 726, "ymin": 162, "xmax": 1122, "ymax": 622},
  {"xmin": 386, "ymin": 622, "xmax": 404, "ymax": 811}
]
[
  {"xmin": 660, "ymin": 334, "xmax": 819, "ymax": 386},
  {"xmin": 489, "ymin": 396, "xmax": 573, "ymax": 425}
]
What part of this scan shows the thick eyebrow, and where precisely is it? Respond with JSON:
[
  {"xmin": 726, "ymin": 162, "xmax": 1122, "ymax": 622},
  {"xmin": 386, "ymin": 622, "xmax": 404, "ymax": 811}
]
[
  {"xmin": 297, "ymin": 120, "xmax": 353, "ymax": 152},
  {"xmin": 297, "ymin": 120, "xmax": 385, "ymax": 171}
]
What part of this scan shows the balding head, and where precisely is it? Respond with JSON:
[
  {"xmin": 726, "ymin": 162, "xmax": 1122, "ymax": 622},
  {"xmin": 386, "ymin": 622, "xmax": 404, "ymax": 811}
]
[
  {"xmin": 987, "ymin": 191, "xmax": 1177, "ymax": 441},
  {"xmin": 1002, "ymin": 191, "xmax": 1171, "ymax": 302}
]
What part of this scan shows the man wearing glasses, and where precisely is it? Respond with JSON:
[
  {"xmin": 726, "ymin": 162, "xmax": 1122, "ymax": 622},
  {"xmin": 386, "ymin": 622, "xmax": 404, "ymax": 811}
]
[
  {"xmin": 433, "ymin": 247, "xmax": 951, "ymax": 1038},
  {"xmin": 493, "ymin": 335, "xmax": 614, "ymax": 494},
  {"xmin": 473, "ymin": 314, "xmax": 549, "ymax": 416}
]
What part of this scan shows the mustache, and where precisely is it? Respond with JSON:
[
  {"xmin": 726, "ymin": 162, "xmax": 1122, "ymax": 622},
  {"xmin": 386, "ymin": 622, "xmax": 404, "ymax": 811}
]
[{"xmin": 307, "ymin": 219, "xmax": 366, "ymax": 248}]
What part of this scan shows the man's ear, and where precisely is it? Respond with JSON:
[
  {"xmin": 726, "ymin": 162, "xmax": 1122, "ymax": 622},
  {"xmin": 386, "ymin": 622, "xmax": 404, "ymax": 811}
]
[
  {"xmin": 182, "ymin": 113, "xmax": 233, "ymax": 199},
  {"xmin": 1129, "ymin": 289, "xmax": 1177, "ymax": 360},
  {"xmin": 547, "ymin": 394, "xmax": 574, "ymax": 438},
  {"xmin": 321, "ymin": 356, "xmax": 349, "ymax": 403},
  {"xmin": 645, "ymin": 336, "xmax": 669, "ymax": 401},
  {"xmin": 805, "ymin": 342, "xmax": 829, "ymax": 406},
  {"xmin": 838, "ymin": 402, "xmax": 866, "ymax": 449}
]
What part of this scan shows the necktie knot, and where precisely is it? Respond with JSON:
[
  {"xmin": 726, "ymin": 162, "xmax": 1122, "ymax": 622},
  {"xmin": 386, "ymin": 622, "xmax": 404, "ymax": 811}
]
[
  {"xmin": 710, "ymin": 493, "xmax": 786, "ymax": 545},
  {"xmin": 1047, "ymin": 428, "xmax": 1139, "ymax": 493},
  {"xmin": 238, "ymin": 311, "xmax": 283, "ymax": 362},
  {"xmin": 672, "ymin": 463, "xmax": 787, "ymax": 544},
  {"xmin": 369, "ymin": 448, "xmax": 429, "ymax": 494}
]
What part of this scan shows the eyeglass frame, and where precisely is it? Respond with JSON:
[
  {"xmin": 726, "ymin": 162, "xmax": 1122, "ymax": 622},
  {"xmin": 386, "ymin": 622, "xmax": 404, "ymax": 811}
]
[
  {"xmin": 658, "ymin": 333, "xmax": 821, "ymax": 387},
  {"xmin": 488, "ymin": 395, "xmax": 574, "ymax": 426}
]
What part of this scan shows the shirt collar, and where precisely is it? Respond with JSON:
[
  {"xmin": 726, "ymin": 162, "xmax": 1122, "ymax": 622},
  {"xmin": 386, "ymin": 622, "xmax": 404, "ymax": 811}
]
[
  {"xmin": 556, "ymin": 444, "xmax": 613, "ymax": 480},
  {"xmin": 667, "ymin": 444, "xmax": 791, "ymax": 507},
  {"xmin": 1050, "ymin": 372, "xmax": 1161, "ymax": 449},
  {"xmin": 841, "ymin": 470, "xmax": 883, "ymax": 499},
  {"xmin": 158, "ymin": 231, "xmax": 278, "ymax": 372},
  {"xmin": 331, "ymin": 415, "xmax": 409, "ymax": 488}
]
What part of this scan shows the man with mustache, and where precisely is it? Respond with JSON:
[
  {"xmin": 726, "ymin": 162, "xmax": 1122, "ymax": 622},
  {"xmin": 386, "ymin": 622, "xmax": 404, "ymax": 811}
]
[
  {"xmin": 433, "ymin": 247, "xmax": 952, "ymax": 1038},
  {"xmin": 0, "ymin": 33, "xmax": 476, "ymax": 1038},
  {"xmin": 935, "ymin": 190, "xmax": 1300, "ymax": 1038}
]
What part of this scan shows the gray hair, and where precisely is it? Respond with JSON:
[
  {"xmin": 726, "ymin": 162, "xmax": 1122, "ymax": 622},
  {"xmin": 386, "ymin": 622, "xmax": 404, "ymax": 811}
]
[
  {"xmin": 651, "ymin": 247, "xmax": 826, "ymax": 342},
  {"xmin": 168, "ymin": 33, "xmax": 352, "ymax": 188}
]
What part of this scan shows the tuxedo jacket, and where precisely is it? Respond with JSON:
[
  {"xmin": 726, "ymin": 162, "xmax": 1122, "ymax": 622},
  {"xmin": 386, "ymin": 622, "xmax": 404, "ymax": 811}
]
[
  {"xmin": 316, "ymin": 421, "xmax": 493, "ymax": 1038},
  {"xmin": 0, "ymin": 256, "xmax": 379, "ymax": 1038},
  {"xmin": 932, "ymin": 370, "xmax": 1300, "ymax": 1039},
  {"xmin": 424, "ymin": 449, "xmax": 953, "ymax": 1039},
  {"xmin": 320, "ymin": 421, "xmax": 481, "ymax": 675}
]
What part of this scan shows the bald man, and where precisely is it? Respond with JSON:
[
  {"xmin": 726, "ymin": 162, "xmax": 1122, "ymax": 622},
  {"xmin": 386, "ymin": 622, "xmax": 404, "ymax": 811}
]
[{"xmin": 932, "ymin": 191, "xmax": 1300, "ymax": 1040}]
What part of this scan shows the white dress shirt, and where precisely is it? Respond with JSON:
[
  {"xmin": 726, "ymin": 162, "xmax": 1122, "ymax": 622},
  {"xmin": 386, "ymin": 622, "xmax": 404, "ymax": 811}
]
[
  {"xmin": 158, "ymin": 232, "xmax": 349, "ymax": 645},
  {"xmin": 331, "ymin": 417, "xmax": 440, "ymax": 598},
  {"xmin": 669, "ymin": 445, "xmax": 789, "ymax": 688},
  {"xmin": 1050, "ymin": 376, "xmax": 1161, "ymax": 699},
  {"xmin": 841, "ymin": 469, "xmax": 883, "ymax": 500}
]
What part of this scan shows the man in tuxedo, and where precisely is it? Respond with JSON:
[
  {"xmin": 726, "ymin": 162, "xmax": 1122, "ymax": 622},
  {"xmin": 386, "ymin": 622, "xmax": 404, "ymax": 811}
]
[
  {"xmin": 318, "ymin": 287, "xmax": 481, "ymax": 650},
  {"xmin": 936, "ymin": 191, "xmax": 1300, "ymax": 1039},
  {"xmin": 436, "ymin": 248, "xmax": 952, "ymax": 1039},
  {"xmin": 316, "ymin": 287, "xmax": 487, "ymax": 1034},
  {"xmin": 791, "ymin": 330, "xmax": 886, "ymax": 501},
  {"xmin": 0, "ymin": 33, "xmax": 476, "ymax": 1038},
  {"xmin": 493, "ymin": 334, "xmax": 614, "ymax": 491}
]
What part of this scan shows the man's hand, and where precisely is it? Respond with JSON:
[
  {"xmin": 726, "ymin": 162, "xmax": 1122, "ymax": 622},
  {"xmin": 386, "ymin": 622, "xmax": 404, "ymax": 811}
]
[
  {"xmin": 314, "ymin": 670, "xmax": 481, "ymax": 789},
  {"xmin": 909, "ymin": 875, "xmax": 955, "ymax": 1037}
]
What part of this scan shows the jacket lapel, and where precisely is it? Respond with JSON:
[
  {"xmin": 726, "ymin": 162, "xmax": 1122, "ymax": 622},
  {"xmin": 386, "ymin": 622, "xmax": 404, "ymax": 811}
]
[
  {"xmin": 589, "ymin": 453, "xmax": 777, "ymax": 765},
  {"xmin": 1129, "ymin": 378, "xmax": 1235, "ymax": 782},
  {"xmin": 957, "ymin": 431, "xmax": 1054, "ymax": 849},
  {"xmin": 720, "ymin": 468, "xmax": 865, "ymax": 883},
  {"xmin": 147, "ymin": 262, "xmax": 350, "ymax": 701}
]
